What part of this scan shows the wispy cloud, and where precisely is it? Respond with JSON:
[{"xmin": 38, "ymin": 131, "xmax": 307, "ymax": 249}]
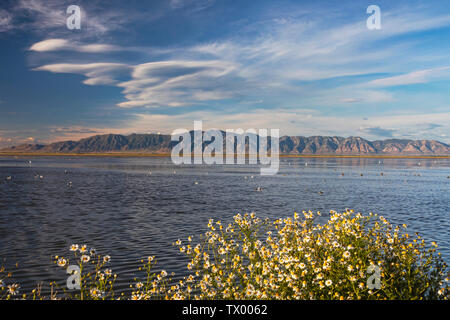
[
  {"xmin": 120, "ymin": 109, "xmax": 450, "ymax": 143},
  {"xmin": 0, "ymin": 9, "xmax": 13, "ymax": 32},
  {"xmin": 28, "ymin": 5, "xmax": 450, "ymax": 110},
  {"xmin": 341, "ymin": 98, "xmax": 362, "ymax": 104},
  {"xmin": 169, "ymin": 0, "xmax": 215, "ymax": 11},
  {"xmin": 1, "ymin": 0, "xmax": 144, "ymax": 38},
  {"xmin": 368, "ymin": 66, "xmax": 450, "ymax": 87},
  {"xmin": 29, "ymin": 39, "xmax": 121, "ymax": 53},
  {"xmin": 6, "ymin": 1, "xmax": 450, "ymax": 146},
  {"xmin": 3, "ymin": 107, "xmax": 449, "ymax": 146},
  {"xmin": 15, "ymin": 0, "xmax": 66, "ymax": 31},
  {"xmin": 360, "ymin": 126, "xmax": 395, "ymax": 138},
  {"xmin": 117, "ymin": 60, "xmax": 237, "ymax": 107},
  {"xmin": 34, "ymin": 63, "xmax": 131, "ymax": 85},
  {"xmin": 33, "ymin": 59, "xmax": 237, "ymax": 102}
]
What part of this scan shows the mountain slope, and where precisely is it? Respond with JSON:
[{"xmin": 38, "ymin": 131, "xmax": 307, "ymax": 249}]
[{"xmin": 2, "ymin": 133, "xmax": 450, "ymax": 155}]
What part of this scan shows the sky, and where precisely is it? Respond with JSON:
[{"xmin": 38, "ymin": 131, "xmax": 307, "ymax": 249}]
[{"xmin": 1, "ymin": 0, "xmax": 450, "ymax": 147}]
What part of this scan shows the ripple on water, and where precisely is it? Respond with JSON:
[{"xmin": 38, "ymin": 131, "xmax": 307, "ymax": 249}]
[{"xmin": 0, "ymin": 157, "xmax": 449, "ymax": 294}]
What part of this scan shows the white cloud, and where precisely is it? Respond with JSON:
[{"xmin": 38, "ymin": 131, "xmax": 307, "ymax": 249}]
[
  {"xmin": 15, "ymin": 0, "xmax": 66, "ymax": 31},
  {"xmin": 34, "ymin": 59, "xmax": 238, "ymax": 106},
  {"xmin": 29, "ymin": 39, "xmax": 70, "ymax": 51},
  {"xmin": 341, "ymin": 98, "xmax": 362, "ymax": 104},
  {"xmin": 34, "ymin": 63, "xmax": 132, "ymax": 85},
  {"xmin": 1, "ymin": 0, "xmax": 143, "ymax": 38},
  {"xmin": 24, "ymin": 4, "xmax": 450, "ymax": 144},
  {"xmin": 368, "ymin": 66, "xmax": 450, "ymax": 87},
  {"xmin": 169, "ymin": 0, "xmax": 215, "ymax": 11},
  {"xmin": 0, "ymin": 9, "xmax": 13, "ymax": 32},
  {"xmin": 112, "ymin": 109, "xmax": 450, "ymax": 143},
  {"xmin": 29, "ymin": 39, "xmax": 120, "ymax": 53},
  {"xmin": 4, "ymin": 108, "xmax": 449, "ymax": 147},
  {"xmin": 116, "ymin": 60, "xmax": 237, "ymax": 107},
  {"xmin": 29, "ymin": 5, "xmax": 450, "ymax": 109}
]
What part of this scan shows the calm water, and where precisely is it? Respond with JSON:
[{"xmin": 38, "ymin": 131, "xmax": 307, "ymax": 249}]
[{"xmin": 0, "ymin": 156, "xmax": 449, "ymax": 294}]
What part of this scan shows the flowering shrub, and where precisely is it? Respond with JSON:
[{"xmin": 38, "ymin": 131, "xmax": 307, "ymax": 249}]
[
  {"xmin": 1, "ymin": 210, "xmax": 448, "ymax": 300},
  {"xmin": 52, "ymin": 244, "xmax": 117, "ymax": 300},
  {"xmin": 172, "ymin": 210, "xmax": 449, "ymax": 300}
]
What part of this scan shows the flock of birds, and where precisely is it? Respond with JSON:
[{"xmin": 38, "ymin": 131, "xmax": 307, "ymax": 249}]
[
  {"xmin": 2, "ymin": 160, "xmax": 449, "ymax": 193},
  {"xmin": 3, "ymin": 160, "xmax": 74, "ymax": 188}
]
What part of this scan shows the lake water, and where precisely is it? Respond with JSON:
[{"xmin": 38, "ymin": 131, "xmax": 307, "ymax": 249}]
[{"xmin": 0, "ymin": 156, "xmax": 449, "ymax": 294}]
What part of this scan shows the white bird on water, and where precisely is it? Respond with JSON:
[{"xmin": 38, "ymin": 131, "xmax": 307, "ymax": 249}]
[{"xmin": 6, "ymin": 176, "xmax": 12, "ymax": 181}]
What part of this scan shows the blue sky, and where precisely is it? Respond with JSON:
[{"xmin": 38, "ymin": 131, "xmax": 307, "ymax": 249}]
[{"xmin": 1, "ymin": 0, "xmax": 450, "ymax": 147}]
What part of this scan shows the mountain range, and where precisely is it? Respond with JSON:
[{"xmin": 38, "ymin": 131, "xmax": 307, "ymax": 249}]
[{"xmin": 1, "ymin": 133, "xmax": 450, "ymax": 155}]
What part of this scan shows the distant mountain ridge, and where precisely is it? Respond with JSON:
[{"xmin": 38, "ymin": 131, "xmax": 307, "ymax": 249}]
[{"xmin": 1, "ymin": 133, "xmax": 450, "ymax": 155}]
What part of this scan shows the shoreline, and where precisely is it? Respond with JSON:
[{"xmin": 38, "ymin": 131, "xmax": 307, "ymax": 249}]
[{"xmin": 1, "ymin": 152, "xmax": 450, "ymax": 159}]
